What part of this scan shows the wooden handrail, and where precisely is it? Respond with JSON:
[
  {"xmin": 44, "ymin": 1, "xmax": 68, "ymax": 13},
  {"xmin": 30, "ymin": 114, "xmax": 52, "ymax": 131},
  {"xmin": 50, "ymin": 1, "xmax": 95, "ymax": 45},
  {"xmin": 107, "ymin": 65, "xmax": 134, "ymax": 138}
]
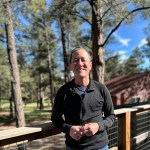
[
  {"xmin": 0, "ymin": 104, "xmax": 150, "ymax": 149},
  {"xmin": 0, "ymin": 122, "xmax": 61, "ymax": 147}
]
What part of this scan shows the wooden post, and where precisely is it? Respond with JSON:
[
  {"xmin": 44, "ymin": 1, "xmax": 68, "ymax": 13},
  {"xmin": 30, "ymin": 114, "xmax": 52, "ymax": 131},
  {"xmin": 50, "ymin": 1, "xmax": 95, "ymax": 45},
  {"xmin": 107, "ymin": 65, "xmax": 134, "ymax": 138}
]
[
  {"xmin": 118, "ymin": 112, "xmax": 131, "ymax": 150},
  {"xmin": 131, "ymin": 112, "xmax": 137, "ymax": 138}
]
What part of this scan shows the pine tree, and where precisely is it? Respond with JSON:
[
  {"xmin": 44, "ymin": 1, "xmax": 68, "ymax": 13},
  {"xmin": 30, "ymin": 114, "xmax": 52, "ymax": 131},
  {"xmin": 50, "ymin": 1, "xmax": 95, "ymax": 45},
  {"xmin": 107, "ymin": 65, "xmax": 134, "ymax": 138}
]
[
  {"xmin": 124, "ymin": 48, "xmax": 144, "ymax": 74},
  {"xmin": 22, "ymin": 0, "xmax": 57, "ymax": 108},
  {"xmin": 69, "ymin": 0, "xmax": 150, "ymax": 82},
  {"xmin": 3, "ymin": 0, "xmax": 26, "ymax": 127}
]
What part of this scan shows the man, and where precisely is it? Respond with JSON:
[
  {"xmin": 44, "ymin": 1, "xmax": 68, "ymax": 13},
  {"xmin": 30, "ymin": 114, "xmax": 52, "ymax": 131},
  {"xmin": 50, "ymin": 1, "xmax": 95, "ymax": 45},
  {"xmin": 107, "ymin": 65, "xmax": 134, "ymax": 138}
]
[{"xmin": 51, "ymin": 47, "xmax": 115, "ymax": 150}]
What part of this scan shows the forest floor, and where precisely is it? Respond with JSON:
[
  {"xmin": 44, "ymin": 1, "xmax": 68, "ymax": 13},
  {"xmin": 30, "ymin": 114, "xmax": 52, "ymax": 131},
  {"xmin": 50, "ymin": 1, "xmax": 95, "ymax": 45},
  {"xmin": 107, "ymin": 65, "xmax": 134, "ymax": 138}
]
[{"xmin": 0, "ymin": 100, "xmax": 65, "ymax": 150}]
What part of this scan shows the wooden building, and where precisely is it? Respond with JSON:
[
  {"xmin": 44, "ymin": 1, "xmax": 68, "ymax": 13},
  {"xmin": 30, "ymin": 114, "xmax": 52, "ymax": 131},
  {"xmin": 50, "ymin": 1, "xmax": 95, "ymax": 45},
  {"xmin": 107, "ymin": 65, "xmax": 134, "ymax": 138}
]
[{"xmin": 105, "ymin": 72, "xmax": 150, "ymax": 106}]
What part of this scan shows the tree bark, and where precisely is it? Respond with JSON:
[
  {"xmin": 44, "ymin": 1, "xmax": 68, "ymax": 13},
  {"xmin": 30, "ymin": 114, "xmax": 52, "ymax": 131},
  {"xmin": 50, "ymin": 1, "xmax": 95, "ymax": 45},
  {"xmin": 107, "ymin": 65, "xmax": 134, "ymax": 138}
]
[
  {"xmin": 59, "ymin": 15, "xmax": 70, "ymax": 83},
  {"xmin": 88, "ymin": 0, "xmax": 150, "ymax": 83},
  {"xmin": 4, "ymin": 0, "xmax": 25, "ymax": 127},
  {"xmin": 38, "ymin": 73, "xmax": 44, "ymax": 111},
  {"xmin": 0, "ymin": 80, "xmax": 2, "ymax": 111},
  {"xmin": 44, "ymin": 26, "xmax": 54, "ymax": 107},
  {"xmin": 91, "ymin": 0, "xmax": 105, "ymax": 83},
  {"xmin": 9, "ymin": 81, "xmax": 14, "ymax": 118}
]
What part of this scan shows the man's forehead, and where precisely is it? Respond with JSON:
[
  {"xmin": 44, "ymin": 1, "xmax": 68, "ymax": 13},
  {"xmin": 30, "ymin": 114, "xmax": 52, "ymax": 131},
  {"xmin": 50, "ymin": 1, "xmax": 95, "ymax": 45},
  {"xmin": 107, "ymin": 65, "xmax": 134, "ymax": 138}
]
[
  {"xmin": 73, "ymin": 55, "xmax": 88, "ymax": 59},
  {"xmin": 73, "ymin": 50, "xmax": 88, "ymax": 56},
  {"xmin": 70, "ymin": 48, "xmax": 92, "ymax": 62}
]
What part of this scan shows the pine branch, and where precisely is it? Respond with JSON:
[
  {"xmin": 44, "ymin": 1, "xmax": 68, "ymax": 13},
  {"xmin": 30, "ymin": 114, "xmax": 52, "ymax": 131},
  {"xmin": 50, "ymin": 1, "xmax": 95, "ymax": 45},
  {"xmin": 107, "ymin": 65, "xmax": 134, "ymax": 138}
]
[
  {"xmin": 105, "ymin": 55, "xmax": 119, "ymax": 64},
  {"xmin": 101, "ymin": 6, "xmax": 150, "ymax": 48},
  {"xmin": 71, "ymin": 11, "xmax": 92, "ymax": 25}
]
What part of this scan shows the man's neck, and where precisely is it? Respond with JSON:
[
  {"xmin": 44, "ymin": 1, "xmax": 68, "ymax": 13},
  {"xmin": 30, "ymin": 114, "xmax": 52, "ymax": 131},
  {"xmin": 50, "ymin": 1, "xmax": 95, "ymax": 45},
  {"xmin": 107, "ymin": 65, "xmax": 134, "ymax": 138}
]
[{"xmin": 74, "ymin": 77, "xmax": 90, "ymax": 86}]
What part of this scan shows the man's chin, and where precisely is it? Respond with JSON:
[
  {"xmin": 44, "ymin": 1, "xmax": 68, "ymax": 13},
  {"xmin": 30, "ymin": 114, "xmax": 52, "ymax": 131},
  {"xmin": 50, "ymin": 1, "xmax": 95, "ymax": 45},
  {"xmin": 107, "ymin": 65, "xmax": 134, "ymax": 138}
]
[{"xmin": 76, "ymin": 74, "xmax": 86, "ymax": 78}]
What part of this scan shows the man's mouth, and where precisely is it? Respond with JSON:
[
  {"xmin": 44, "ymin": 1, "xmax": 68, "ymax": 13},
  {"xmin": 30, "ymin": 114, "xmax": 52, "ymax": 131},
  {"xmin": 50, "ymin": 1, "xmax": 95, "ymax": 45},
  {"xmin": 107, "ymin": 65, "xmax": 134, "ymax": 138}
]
[{"xmin": 77, "ymin": 68, "xmax": 85, "ymax": 71}]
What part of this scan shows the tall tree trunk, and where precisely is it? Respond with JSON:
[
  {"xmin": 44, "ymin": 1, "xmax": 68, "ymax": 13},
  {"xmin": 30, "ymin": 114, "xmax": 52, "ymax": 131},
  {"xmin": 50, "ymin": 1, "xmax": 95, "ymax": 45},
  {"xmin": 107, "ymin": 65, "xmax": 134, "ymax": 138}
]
[
  {"xmin": 44, "ymin": 26, "xmax": 54, "ymax": 107},
  {"xmin": 0, "ymin": 80, "xmax": 2, "ymax": 111},
  {"xmin": 4, "ymin": 0, "xmax": 25, "ymax": 127},
  {"xmin": 10, "ymin": 81, "xmax": 14, "ymax": 118},
  {"xmin": 37, "ymin": 88, "xmax": 40, "ymax": 108},
  {"xmin": 41, "ymin": 0, "xmax": 54, "ymax": 107},
  {"xmin": 60, "ymin": 16, "xmax": 70, "ymax": 83},
  {"xmin": 38, "ymin": 73, "xmax": 44, "ymax": 111},
  {"xmin": 91, "ymin": 0, "xmax": 105, "ymax": 83}
]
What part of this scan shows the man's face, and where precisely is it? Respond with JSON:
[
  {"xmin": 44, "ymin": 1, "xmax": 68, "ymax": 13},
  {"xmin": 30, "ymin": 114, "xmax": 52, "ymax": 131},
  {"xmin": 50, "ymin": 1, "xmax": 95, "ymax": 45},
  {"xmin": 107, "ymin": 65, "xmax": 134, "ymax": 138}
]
[{"xmin": 70, "ymin": 49, "xmax": 92, "ymax": 78}]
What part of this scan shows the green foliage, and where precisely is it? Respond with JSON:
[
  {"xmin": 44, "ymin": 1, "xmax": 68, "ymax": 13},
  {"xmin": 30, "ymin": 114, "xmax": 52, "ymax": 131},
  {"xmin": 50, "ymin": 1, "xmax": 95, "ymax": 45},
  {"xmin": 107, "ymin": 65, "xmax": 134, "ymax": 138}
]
[
  {"xmin": 105, "ymin": 46, "xmax": 147, "ymax": 79},
  {"xmin": 0, "ymin": 100, "xmax": 51, "ymax": 124},
  {"xmin": 105, "ymin": 53, "xmax": 123, "ymax": 80},
  {"xmin": 143, "ymin": 38, "xmax": 150, "ymax": 59},
  {"xmin": 123, "ymin": 47, "xmax": 144, "ymax": 74},
  {"xmin": 0, "ymin": 46, "xmax": 11, "ymax": 98},
  {"xmin": 25, "ymin": 109, "xmax": 50, "ymax": 121},
  {"xmin": 0, "ymin": 0, "xmax": 149, "ymax": 104}
]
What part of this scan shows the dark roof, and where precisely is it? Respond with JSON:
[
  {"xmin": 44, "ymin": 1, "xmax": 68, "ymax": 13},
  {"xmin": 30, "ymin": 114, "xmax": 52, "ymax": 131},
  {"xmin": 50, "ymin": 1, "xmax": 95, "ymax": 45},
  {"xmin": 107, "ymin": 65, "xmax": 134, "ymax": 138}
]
[{"xmin": 105, "ymin": 72, "xmax": 150, "ymax": 95}]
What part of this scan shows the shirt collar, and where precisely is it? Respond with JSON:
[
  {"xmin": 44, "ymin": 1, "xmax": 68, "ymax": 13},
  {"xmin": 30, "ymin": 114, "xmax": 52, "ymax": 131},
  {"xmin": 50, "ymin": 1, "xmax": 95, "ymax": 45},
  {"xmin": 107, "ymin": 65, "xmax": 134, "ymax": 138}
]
[
  {"xmin": 70, "ymin": 79, "xmax": 95, "ymax": 92},
  {"xmin": 86, "ymin": 80, "xmax": 95, "ymax": 92}
]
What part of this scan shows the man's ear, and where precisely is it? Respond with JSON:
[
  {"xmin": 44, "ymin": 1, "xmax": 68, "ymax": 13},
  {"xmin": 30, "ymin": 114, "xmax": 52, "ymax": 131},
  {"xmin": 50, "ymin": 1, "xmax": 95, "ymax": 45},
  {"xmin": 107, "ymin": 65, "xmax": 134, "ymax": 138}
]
[
  {"xmin": 69, "ymin": 63, "xmax": 72, "ymax": 70},
  {"xmin": 90, "ymin": 61, "xmax": 92, "ymax": 69}
]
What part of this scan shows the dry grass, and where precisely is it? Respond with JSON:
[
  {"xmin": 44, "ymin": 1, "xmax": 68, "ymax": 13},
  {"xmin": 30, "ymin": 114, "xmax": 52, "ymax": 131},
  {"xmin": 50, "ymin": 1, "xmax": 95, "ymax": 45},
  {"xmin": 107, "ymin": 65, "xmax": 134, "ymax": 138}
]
[{"xmin": 0, "ymin": 100, "xmax": 52, "ymax": 130}]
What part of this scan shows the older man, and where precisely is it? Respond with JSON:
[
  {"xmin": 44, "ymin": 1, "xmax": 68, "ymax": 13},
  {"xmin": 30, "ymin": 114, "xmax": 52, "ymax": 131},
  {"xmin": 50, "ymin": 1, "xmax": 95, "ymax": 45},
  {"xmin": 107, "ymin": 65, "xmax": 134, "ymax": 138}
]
[{"xmin": 51, "ymin": 47, "xmax": 115, "ymax": 150}]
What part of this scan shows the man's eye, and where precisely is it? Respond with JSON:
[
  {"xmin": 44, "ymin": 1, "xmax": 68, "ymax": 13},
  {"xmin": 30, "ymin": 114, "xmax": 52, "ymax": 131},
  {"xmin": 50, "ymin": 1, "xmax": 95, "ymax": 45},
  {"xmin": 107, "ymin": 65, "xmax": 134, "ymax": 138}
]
[
  {"xmin": 73, "ymin": 58, "xmax": 86, "ymax": 62},
  {"xmin": 81, "ymin": 59, "xmax": 86, "ymax": 62},
  {"xmin": 74, "ymin": 58, "xmax": 78, "ymax": 61}
]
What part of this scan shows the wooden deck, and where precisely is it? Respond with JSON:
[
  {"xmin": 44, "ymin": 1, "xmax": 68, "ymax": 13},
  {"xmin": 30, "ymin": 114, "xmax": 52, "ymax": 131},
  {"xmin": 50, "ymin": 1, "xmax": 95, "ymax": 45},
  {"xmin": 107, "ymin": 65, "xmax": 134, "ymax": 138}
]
[{"xmin": 0, "ymin": 104, "xmax": 150, "ymax": 150}]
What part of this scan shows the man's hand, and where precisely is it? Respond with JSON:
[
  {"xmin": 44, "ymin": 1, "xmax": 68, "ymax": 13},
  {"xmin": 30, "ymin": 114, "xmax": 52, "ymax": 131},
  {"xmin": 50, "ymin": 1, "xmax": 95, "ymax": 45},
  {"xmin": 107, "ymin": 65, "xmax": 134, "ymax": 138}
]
[
  {"xmin": 82, "ymin": 123, "xmax": 99, "ymax": 136},
  {"xmin": 69, "ymin": 126, "xmax": 84, "ymax": 141}
]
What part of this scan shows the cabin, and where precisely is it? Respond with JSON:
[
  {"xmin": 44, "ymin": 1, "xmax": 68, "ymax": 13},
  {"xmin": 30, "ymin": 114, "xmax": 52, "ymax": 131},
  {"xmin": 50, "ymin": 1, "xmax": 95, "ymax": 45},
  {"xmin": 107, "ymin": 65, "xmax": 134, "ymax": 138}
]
[{"xmin": 105, "ymin": 72, "xmax": 150, "ymax": 106}]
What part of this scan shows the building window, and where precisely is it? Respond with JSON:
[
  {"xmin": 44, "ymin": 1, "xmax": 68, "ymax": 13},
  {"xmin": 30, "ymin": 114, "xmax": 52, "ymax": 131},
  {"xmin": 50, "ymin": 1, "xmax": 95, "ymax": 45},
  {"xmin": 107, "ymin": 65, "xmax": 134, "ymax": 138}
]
[{"xmin": 129, "ymin": 96, "xmax": 140, "ymax": 104}]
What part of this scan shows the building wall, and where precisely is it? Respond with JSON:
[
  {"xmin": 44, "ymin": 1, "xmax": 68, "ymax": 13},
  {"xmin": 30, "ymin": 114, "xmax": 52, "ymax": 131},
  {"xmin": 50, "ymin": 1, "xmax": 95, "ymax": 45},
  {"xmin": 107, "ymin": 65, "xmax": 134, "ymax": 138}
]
[{"xmin": 111, "ymin": 73, "xmax": 150, "ymax": 106}]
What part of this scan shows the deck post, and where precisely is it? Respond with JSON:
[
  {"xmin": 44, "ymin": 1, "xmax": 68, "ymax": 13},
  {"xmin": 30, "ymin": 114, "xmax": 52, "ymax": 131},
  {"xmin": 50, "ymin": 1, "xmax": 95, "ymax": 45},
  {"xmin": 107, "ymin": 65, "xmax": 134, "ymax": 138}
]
[{"xmin": 118, "ymin": 112, "xmax": 130, "ymax": 150}]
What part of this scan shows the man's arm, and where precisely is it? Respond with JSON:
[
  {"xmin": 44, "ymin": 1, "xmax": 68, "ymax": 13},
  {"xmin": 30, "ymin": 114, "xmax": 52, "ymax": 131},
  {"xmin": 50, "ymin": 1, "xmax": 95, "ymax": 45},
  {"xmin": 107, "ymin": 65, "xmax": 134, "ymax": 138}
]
[
  {"xmin": 51, "ymin": 88, "xmax": 71, "ymax": 134},
  {"xmin": 98, "ymin": 85, "xmax": 115, "ymax": 131}
]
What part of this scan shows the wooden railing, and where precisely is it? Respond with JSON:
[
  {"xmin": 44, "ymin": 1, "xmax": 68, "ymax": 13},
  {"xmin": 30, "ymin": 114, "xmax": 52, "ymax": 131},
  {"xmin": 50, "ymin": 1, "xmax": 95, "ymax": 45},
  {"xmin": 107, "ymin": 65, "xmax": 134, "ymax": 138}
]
[
  {"xmin": 114, "ymin": 104, "xmax": 150, "ymax": 150},
  {"xmin": 0, "ymin": 104, "xmax": 150, "ymax": 150}
]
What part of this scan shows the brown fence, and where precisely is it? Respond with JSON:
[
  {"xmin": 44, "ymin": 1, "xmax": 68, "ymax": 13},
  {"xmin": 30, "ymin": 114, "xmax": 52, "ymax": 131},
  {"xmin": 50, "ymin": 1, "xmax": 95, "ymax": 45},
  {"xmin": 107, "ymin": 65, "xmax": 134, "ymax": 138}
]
[{"xmin": 0, "ymin": 104, "xmax": 150, "ymax": 150}]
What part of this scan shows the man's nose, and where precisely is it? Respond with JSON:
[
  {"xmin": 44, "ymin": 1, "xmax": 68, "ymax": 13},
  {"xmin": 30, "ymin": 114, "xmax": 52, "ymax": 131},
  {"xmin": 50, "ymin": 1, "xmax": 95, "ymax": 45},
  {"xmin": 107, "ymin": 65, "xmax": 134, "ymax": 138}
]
[{"xmin": 78, "ymin": 59, "xmax": 83, "ymax": 65}]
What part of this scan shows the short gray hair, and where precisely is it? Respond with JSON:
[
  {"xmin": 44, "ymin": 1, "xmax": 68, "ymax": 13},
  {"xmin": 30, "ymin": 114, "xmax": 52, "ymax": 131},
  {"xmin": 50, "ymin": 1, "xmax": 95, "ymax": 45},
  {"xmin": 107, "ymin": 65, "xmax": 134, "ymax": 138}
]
[{"xmin": 70, "ymin": 47, "xmax": 92, "ymax": 63}]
